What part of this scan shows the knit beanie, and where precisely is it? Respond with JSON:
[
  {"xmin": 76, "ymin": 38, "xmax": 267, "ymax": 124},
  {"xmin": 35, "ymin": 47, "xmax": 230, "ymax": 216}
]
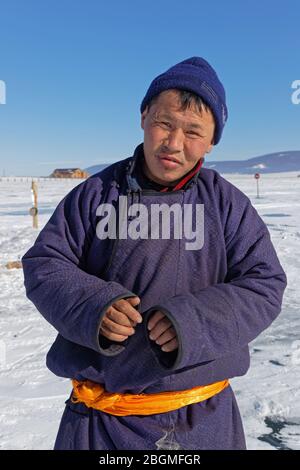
[{"xmin": 140, "ymin": 57, "xmax": 228, "ymax": 145}]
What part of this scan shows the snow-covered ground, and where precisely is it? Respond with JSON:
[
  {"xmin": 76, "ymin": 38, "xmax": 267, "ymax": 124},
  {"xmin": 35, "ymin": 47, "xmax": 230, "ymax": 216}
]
[{"xmin": 0, "ymin": 173, "xmax": 299, "ymax": 450}]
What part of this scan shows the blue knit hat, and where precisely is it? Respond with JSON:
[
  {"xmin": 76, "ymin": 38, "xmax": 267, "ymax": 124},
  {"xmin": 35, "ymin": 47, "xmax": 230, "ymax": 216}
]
[{"xmin": 140, "ymin": 57, "xmax": 228, "ymax": 145}]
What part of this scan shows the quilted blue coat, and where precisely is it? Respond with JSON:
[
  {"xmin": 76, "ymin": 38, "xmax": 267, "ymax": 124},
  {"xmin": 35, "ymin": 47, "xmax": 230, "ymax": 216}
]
[{"xmin": 22, "ymin": 143, "xmax": 287, "ymax": 450}]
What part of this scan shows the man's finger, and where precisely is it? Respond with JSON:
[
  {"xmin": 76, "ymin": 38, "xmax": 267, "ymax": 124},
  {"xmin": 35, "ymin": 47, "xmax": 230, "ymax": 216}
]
[
  {"xmin": 99, "ymin": 324, "xmax": 129, "ymax": 342},
  {"xmin": 106, "ymin": 306, "xmax": 134, "ymax": 327},
  {"xmin": 153, "ymin": 327, "xmax": 176, "ymax": 346},
  {"xmin": 148, "ymin": 316, "xmax": 172, "ymax": 340},
  {"xmin": 127, "ymin": 296, "xmax": 141, "ymax": 307},
  {"xmin": 147, "ymin": 310, "xmax": 166, "ymax": 331},
  {"xmin": 161, "ymin": 338, "xmax": 179, "ymax": 353},
  {"xmin": 126, "ymin": 298, "xmax": 140, "ymax": 326},
  {"xmin": 101, "ymin": 315, "xmax": 135, "ymax": 336},
  {"xmin": 112, "ymin": 298, "xmax": 143, "ymax": 323}
]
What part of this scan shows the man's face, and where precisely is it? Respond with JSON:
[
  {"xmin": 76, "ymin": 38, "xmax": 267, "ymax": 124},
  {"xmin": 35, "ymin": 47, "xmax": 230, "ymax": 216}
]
[{"xmin": 141, "ymin": 89, "xmax": 215, "ymax": 185}]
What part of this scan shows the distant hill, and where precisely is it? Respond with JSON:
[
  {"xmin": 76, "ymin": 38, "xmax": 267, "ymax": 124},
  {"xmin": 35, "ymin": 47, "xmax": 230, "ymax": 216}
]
[
  {"xmin": 85, "ymin": 150, "xmax": 300, "ymax": 176},
  {"xmin": 203, "ymin": 150, "xmax": 300, "ymax": 174},
  {"xmin": 84, "ymin": 163, "xmax": 110, "ymax": 175}
]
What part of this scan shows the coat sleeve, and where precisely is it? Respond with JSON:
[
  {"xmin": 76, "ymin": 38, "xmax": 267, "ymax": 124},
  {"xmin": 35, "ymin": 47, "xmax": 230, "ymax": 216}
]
[
  {"xmin": 21, "ymin": 179, "xmax": 138, "ymax": 355},
  {"xmin": 142, "ymin": 192, "xmax": 287, "ymax": 372},
  {"xmin": 21, "ymin": 178, "xmax": 185, "ymax": 391}
]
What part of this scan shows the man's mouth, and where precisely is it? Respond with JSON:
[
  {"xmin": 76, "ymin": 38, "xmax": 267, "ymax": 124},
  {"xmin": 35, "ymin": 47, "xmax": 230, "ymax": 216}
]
[{"xmin": 157, "ymin": 154, "xmax": 182, "ymax": 165}]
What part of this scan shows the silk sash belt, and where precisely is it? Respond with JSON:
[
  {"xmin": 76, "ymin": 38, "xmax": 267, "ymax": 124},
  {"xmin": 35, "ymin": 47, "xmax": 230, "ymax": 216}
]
[{"xmin": 70, "ymin": 379, "xmax": 230, "ymax": 416}]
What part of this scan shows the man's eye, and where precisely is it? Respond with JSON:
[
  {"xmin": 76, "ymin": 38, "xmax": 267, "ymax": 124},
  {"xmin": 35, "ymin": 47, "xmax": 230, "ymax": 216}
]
[
  {"xmin": 186, "ymin": 131, "xmax": 200, "ymax": 137},
  {"xmin": 159, "ymin": 121, "xmax": 172, "ymax": 128}
]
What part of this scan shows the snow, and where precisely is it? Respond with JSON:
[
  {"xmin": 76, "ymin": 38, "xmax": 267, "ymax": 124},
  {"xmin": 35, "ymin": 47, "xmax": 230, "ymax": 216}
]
[
  {"xmin": 250, "ymin": 163, "xmax": 267, "ymax": 169},
  {"xmin": 0, "ymin": 173, "xmax": 299, "ymax": 450}
]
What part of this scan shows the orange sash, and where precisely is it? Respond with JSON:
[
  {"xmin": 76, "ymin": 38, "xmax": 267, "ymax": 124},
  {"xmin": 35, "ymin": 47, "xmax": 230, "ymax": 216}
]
[{"xmin": 71, "ymin": 379, "xmax": 229, "ymax": 416}]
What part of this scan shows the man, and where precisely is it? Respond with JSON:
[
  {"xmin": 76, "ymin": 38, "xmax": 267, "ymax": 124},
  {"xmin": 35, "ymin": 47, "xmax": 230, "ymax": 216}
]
[{"xmin": 22, "ymin": 57, "xmax": 287, "ymax": 450}]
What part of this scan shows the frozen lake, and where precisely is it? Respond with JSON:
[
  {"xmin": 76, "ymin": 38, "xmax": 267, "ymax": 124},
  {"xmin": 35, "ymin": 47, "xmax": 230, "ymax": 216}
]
[{"xmin": 0, "ymin": 172, "xmax": 299, "ymax": 450}]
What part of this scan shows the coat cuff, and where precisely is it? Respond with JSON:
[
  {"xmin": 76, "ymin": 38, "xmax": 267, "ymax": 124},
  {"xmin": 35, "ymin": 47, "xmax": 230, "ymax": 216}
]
[{"xmin": 142, "ymin": 306, "xmax": 182, "ymax": 370}]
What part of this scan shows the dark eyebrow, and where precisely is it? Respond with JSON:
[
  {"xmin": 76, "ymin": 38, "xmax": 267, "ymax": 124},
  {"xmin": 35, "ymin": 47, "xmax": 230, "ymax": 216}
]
[
  {"xmin": 158, "ymin": 113, "xmax": 204, "ymax": 130},
  {"xmin": 187, "ymin": 122, "xmax": 204, "ymax": 130}
]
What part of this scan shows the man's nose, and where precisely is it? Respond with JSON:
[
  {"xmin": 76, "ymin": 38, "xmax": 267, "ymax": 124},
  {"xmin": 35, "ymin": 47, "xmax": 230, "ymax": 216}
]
[{"xmin": 164, "ymin": 127, "xmax": 184, "ymax": 151}]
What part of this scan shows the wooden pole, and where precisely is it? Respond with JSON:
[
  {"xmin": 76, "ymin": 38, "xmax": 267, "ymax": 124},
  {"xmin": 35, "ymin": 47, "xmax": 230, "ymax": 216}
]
[{"xmin": 31, "ymin": 180, "xmax": 38, "ymax": 229}]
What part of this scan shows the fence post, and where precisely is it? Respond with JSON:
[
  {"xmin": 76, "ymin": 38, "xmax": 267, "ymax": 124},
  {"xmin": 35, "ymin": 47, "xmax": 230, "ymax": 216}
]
[{"xmin": 30, "ymin": 180, "xmax": 38, "ymax": 229}]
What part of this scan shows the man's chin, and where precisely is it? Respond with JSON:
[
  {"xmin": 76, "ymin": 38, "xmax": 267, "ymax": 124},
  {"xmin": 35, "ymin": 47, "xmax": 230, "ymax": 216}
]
[
  {"xmin": 143, "ymin": 159, "xmax": 182, "ymax": 185},
  {"xmin": 150, "ymin": 170, "xmax": 183, "ymax": 186}
]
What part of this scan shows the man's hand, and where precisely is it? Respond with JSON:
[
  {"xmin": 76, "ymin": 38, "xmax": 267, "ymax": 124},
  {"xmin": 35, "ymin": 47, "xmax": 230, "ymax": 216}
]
[
  {"xmin": 147, "ymin": 310, "xmax": 178, "ymax": 352},
  {"xmin": 99, "ymin": 296, "xmax": 142, "ymax": 342}
]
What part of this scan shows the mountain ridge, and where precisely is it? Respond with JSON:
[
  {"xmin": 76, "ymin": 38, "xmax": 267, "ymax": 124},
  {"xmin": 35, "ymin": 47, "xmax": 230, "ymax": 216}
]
[{"xmin": 85, "ymin": 150, "xmax": 300, "ymax": 175}]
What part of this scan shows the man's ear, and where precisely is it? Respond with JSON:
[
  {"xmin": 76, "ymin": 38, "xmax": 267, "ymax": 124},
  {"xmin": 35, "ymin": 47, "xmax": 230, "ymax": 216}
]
[
  {"xmin": 206, "ymin": 142, "xmax": 214, "ymax": 154},
  {"xmin": 141, "ymin": 107, "xmax": 149, "ymax": 130}
]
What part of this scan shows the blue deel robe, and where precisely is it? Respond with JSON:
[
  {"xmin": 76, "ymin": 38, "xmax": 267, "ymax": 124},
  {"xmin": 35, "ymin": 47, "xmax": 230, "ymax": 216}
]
[{"xmin": 22, "ymin": 143, "xmax": 287, "ymax": 450}]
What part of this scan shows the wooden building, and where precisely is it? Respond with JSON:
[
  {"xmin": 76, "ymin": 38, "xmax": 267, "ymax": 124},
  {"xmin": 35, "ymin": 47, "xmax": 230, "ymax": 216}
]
[{"xmin": 50, "ymin": 168, "xmax": 89, "ymax": 179}]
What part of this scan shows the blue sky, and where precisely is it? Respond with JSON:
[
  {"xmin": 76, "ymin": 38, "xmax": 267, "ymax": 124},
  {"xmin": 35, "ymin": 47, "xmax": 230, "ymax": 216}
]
[{"xmin": 0, "ymin": 0, "xmax": 299, "ymax": 176}]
